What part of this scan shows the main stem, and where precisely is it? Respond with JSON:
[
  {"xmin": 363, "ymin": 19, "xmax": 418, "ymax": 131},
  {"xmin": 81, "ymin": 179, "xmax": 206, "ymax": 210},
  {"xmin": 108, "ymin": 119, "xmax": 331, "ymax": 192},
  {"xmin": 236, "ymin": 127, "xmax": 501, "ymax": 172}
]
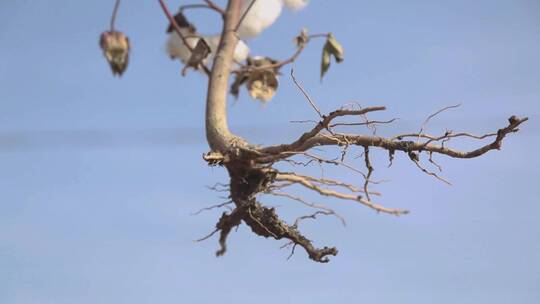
[{"xmin": 205, "ymin": 0, "xmax": 242, "ymax": 152}]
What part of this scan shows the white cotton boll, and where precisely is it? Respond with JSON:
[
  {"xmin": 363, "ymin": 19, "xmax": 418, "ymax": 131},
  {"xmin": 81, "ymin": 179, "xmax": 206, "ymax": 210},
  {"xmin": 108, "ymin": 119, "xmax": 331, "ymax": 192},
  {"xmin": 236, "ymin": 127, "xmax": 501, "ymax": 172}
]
[
  {"xmin": 165, "ymin": 30, "xmax": 200, "ymax": 63},
  {"xmin": 283, "ymin": 0, "xmax": 309, "ymax": 11},
  {"xmin": 203, "ymin": 35, "xmax": 250, "ymax": 63},
  {"xmin": 167, "ymin": 33, "xmax": 250, "ymax": 65},
  {"xmin": 237, "ymin": 0, "xmax": 283, "ymax": 39},
  {"xmin": 232, "ymin": 39, "xmax": 250, "ymax": 63}
]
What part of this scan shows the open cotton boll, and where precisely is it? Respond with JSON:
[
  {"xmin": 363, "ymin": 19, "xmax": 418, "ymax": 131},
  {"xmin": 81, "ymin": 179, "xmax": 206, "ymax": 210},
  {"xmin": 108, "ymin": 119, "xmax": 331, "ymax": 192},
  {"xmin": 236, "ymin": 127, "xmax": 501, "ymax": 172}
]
[
  {"xmin": 283, "ymin": 0, "xmax": 309, "ymax": 11},
  {"xmin": 231, "ymin": 39, "xmax": 250, "ymax": 63},
  {"xmin": 166, "ymin": 30, "xmax": 200, "ymax": 63},
  {"xmin": 167, "ymin": 33, "xmax": 250, "ymax": 65},
  {"xmin": 203, "ymin": 35, "xmax": 250, "ymax": 63},
  {"xmin": 237, "ymin": 0, "xmax": 283, "ymax": 39}
]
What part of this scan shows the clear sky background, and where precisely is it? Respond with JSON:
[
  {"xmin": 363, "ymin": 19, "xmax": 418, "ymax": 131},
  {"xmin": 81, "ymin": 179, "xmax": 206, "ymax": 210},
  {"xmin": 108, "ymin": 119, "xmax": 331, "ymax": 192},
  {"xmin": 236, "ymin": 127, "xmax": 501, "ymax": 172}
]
[{"xmin": 1, "ymin": 0, "xmax": 539, "ymax": 303}]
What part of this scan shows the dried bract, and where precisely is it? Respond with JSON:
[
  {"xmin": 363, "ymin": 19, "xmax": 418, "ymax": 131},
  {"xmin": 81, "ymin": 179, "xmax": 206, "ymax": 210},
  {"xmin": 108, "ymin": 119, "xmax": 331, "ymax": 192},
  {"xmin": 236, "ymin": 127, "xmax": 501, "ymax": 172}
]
[
  {"xmin": 295, "ymin": 28, "xmax": 309, "ymax": 47},
  {"xmin": 247, "ymin": 69, "xmax": 279, "ymax": 102},
  {"xmin": 166, "ymin": 11, "xmax": 196, "ymax": 33},
  {"xmin": 183, "ymin": 38, "xmax": 211, "ymax": 75}
]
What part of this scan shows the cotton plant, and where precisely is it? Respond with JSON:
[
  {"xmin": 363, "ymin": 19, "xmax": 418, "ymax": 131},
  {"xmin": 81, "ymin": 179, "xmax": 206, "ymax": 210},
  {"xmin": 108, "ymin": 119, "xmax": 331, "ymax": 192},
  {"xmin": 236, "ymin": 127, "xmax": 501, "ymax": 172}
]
[{"xmin": 98, "ymin": 0, "xmax": 527, "ymax": 263}]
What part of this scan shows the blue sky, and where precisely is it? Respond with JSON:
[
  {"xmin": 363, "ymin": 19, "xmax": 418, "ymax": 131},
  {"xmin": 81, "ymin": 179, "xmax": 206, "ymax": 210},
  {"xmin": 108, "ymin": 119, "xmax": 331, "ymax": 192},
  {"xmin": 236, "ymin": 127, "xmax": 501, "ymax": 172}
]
[{"xmin": 1, "ymin": 0, "xmax": 539, "ymax": 303}]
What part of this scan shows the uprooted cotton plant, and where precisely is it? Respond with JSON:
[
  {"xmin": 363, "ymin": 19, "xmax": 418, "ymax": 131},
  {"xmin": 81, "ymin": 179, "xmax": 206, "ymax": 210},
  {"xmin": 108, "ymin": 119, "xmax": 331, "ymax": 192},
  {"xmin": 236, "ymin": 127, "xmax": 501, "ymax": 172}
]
[{"xmin": 100, "ymin": 0, "xmax": 527, "ymax": 263}]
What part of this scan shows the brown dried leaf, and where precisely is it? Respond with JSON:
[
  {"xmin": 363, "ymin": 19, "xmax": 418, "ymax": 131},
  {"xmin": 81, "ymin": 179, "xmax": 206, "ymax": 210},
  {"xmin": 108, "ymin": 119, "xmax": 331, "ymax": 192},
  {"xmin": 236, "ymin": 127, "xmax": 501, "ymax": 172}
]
[
  {"xmin": 187, "ymin": 39, "xmax": 211, "ymax": 67},
  {"xmin": 166, "ymin": 11, "xmax": 196, "ymax": 33},
  {"xmin": 182, "ymin": 38, "xmax": 211, "ymax": 76}
]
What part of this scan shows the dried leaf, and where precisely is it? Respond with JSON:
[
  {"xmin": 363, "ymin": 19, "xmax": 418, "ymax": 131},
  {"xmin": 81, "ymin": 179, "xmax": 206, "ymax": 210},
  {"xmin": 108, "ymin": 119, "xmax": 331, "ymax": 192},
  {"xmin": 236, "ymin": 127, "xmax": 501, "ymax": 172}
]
[
  {"xmin": 166, "ymin": 11, "xmax": 196, "ymax": 33},
  {"xmin": 320, "ymin": 45, "xmax": 331, "ymax": 80},
  {"xmin": 187, "ymin": 39, "xmax": 211, "ymax": 67},
  {"xmin": 182, "ymin": 38, "xmax": 211, "ymax": 75},
  {"xmin": 247, "ymin": 69, "xmax": 279, "ymax": 102},
  {"xmin": 320, "ymin": 33, "xmax": 344, "ymax": 80},
  {"xmin": 99, "ymin": 31, "xmax": 130, "ymax": 77},
  {"xmin": 326, "ymin": 33, "xmax": 344, "ymax": 62}
]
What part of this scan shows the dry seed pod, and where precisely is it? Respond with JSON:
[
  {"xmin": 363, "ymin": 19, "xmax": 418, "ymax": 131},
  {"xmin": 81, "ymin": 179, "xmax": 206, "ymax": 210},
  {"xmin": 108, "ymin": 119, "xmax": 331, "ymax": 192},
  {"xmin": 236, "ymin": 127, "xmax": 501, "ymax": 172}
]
[{"xmin": 99, "ymin": 31, "xmax": 130, "ymax": 76}]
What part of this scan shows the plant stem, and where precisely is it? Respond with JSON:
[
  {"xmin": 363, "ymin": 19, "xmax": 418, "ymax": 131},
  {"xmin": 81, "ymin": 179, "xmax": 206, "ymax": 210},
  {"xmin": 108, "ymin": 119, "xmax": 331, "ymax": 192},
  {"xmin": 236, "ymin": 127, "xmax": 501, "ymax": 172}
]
[{"xmin": 110, "ymin": 0, "xmax": 121, "ymax": 31}]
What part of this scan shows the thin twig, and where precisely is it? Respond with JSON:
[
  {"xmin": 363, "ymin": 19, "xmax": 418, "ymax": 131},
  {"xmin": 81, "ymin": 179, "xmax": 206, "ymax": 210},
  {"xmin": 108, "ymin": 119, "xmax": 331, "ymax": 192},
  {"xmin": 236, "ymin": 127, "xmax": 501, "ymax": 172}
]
[
  {"xmin": 363, "ymin": 146, "xmax": 374, "ymax": 201},
  {"xmin": 110, "ymin": 0, "xmax": 122, "ymax": 31},
  {"xmin": 329, "ymin": 118, "xmax": 398, "ymax": 128},
  {"xmin": 232, "ymin": 32, "xmax": 329, "ymax": 74},
  {"xmin": 287, "ymin": 243, "xmax": 297, "ymax": 260},
  {"xmin": 294, "ymin": 210, "xmax": 336, "ymax": 227},
  {"xmin": 428, "ymin": 151, "xmax": 443, "ymax": 172},
  {"xmin": 277, "ymin": 151, "xmax": 385, "ymax": 184},
  {"xmin": 393, "ymin": 131, "xmax": 496, "ymax": 142},
  {"xmin": 411, "ymin": 157, "xmax": 452, "ymax": 185},
  {"xmin": 280, "ymin": 241, "xmax": 294, "ymax": 249},
  {"xmin": 191, "ymin": 200, "xmax": 234, "ymax": 215},
  {"xmin": 268, "ymin": 191, "xmax": 346, "ymax": 226},
  {"xmin": 291, "ymin": 69, "xmax": 323, "ymax": 118},
  {"xmin": 273, "ymin": 173, "xmax": 408, "ymax": 215},
  {"xmin": 203, "ymin": 0, "xmax": 226, "ymax": 14},
  {"xmin": 281, "ymin": 172, "xmax": 382, "ymax": 196},
  {"xmin": 206, "ymin": 183, "xmax": 230, "ymax": 193},
  {"xmin": 417, "ymin": 103, "xmax": 461, "ymax": 143},
  {"xmin": 195, "ymin": 228, "xmax": 219, "ymax": 242},
  {"xmin": 181, "ymin": 3, "xmax": 224, "ymax": 15},
  {"xmin": 291, "ymin": 119, "xmax": 318, "ymax": 124},
  {"xmin": 235, "ymin": 0, "xmax": 257, "ymax": 32}
]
